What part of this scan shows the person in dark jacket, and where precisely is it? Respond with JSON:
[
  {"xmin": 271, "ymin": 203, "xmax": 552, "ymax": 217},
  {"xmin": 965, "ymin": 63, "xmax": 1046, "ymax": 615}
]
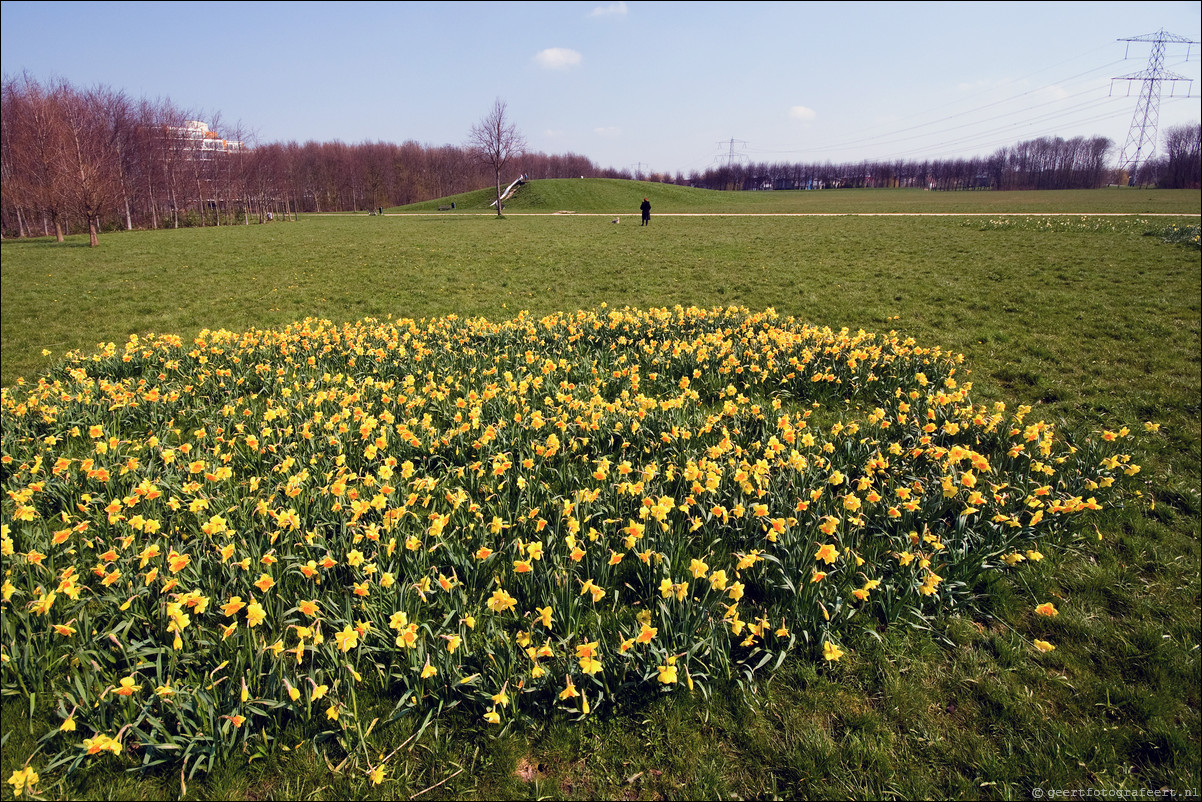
[{"xmin": 640, "ymin": 198, "xmax": 651, "ymax": 226}]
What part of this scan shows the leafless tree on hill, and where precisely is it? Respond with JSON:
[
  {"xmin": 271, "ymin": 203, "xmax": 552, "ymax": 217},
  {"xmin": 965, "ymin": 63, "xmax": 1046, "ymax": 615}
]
[{"xmin": 467, "ymin": 99, "xmax": 526, "ymax": 217}]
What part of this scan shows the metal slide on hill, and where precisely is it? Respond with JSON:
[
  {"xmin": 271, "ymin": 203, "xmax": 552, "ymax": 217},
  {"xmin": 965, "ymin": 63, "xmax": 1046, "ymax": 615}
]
[{"xmin": 489, "ymin": 174, "xmax": 528, "ymax": 207}]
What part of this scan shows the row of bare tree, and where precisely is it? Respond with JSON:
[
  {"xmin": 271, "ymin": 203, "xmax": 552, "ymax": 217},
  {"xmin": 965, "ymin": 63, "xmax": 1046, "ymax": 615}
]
[
  {"xmin": 679, "ymin": 129, "xmax": 1199, "ymax": 193},
  {"xmin": 2, "ymin": 75, "xmax": 260, "ymax": 243},
  {"xmin": 1, "ymin": 76, "xmax": 628, "ymax": 243},
  {"xmin": 1156, "ymin": 123, "xmax": 1202, "ymax": 189}
]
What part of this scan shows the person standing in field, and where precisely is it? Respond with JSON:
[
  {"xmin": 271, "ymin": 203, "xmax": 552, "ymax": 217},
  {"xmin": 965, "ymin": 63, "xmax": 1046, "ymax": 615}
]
[{"xmin": 640, "ymin": 197, "xmax": 651, "ymax": 226}]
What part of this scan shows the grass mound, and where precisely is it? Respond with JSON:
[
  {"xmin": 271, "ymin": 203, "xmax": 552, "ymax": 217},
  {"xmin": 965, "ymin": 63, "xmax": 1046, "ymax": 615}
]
[
  {"xmin": 1, "ymin": 306, "xmax": 1149, "ymax": 789},
  {"xmin": 391, "ymin": 178, "xmax": 711, "ymax": 214}
]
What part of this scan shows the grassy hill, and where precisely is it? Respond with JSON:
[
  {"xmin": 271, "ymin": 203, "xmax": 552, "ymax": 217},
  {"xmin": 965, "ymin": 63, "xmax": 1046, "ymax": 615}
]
[
  {"xmin": 392, "ymin": 178, "xmax": 1201, "ymax": 214},
  {"xmin": 391, "ymin": 178, "xmax": 715, "ymax": 214}
]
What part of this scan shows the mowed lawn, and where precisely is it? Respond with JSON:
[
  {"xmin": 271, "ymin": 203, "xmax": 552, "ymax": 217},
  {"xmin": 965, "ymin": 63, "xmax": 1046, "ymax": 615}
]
[{"xmin": 1, "ymin": 186, "xmax": 1199, "ymax": 800}]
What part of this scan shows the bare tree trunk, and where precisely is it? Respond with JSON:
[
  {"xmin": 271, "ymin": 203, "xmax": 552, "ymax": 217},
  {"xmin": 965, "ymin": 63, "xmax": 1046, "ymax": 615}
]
[
  {"xmin": 213, "ymin": 161, "xmax": 221, "ymax": 226},
  {"xmin": 196, "ymin": 174, "xmax": 206, "ymax": 226},
  {"xmin": 147, "ymin": 174, "xmax": 158, "ymax": 229},
  {"xmin": 168, "ymin": 167, "xmax": 179, "ymax": 228}
]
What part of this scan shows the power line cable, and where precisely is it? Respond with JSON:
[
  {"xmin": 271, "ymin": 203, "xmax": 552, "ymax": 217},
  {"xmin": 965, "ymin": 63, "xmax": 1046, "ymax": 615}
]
[
  {"xmin": 748, "ymin": 87, "xmax": 1120, "ymax": 158},
  {"xmin": 887, "ymin": 106, "xmax": 1133, "ymax": 160},
  {"xmin": 753, "ymin": 52, "xmax": 1127, "ymax": 158},
  {"xmin": 746, "ymin": 59, "xmax": 1130, "ymax": 160},
  {"xmin": 887, "ymin": 97, "xmax": 1121, "ymax": 155}
]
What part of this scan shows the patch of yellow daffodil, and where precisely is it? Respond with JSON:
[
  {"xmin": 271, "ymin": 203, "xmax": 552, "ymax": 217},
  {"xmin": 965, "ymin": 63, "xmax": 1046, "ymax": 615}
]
[{"xmin": 0, "ymin": 306, "xmax": 1144, "ymax": 782}]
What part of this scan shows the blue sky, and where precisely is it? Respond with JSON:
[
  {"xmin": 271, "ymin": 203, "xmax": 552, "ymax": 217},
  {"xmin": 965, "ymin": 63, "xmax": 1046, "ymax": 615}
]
[{"xmin": 2, "ymin": 1, "xmax": 1199, "ymax": 174}]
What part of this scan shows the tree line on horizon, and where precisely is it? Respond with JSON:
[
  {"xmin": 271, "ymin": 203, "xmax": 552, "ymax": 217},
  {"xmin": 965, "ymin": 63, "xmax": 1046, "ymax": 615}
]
[
  {"xmin": 2, "ymin": 75, "xmax": 1198, "ymax": 243},
  {"xmin": 679, "ymin": 127, "xmax": 1199, "ymax": 193},
  {"xmin": 0, "ymin": 75, "xmax": 626, "ymax": 244}
]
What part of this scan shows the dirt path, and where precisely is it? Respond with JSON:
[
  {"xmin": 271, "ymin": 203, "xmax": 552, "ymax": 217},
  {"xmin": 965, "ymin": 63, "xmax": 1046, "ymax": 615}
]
[{"xmin": 392, "ymin": 211, "xmax": 1194, "ymax": 217}]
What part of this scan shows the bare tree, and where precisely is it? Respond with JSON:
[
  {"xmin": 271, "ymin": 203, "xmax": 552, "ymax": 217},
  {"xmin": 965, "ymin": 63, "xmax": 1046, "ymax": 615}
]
[
  {"xmin": 223, "ymin": 121, "xmax": 252, "ymax": 224},
  {"xmin": 1159, "ymin": 123, "xmax": 1201, "ymax": 189},
  {"xmin": 467, "ymin": 99, "xmax": 526, "ymax": 217},
  {"xmin": 3, "ymin": 74, "xmax": 71, "ymax": 240},
  {"xmin": 59, "ymin": 84, "xmax": 122, "ymax": 246}
]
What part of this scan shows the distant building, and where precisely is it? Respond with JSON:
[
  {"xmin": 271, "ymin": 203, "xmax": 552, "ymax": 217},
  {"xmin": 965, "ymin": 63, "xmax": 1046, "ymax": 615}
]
[{"xmin": 166, "ymin": 120, "xmax": 245, "ymax": 158}]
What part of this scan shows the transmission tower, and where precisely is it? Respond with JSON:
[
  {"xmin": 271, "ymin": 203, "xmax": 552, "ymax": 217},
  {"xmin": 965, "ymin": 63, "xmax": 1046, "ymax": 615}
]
[
  {"xmin": 718, "ymin": 138, "xmax": 748, "ymax": 168},
  {"xmin": 1112, "ymin": 29, "xmax": 1197, "ymax": 176}
]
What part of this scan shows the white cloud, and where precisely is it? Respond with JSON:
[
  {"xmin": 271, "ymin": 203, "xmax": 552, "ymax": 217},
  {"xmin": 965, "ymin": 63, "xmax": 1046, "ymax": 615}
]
[
  {"xmin": 956, "ymin": 79, "xmax": 993, "ymax": 91},
  {"xmin": 1037, "ymin": 85, "xmax": 1070, "ymax": 101},
  {"xmin": 789, "ymin": 105, "xmax": 817, "ymax": 121},
  {"xmin": 594, "ymin": 126, "xmax": 622, "ymax": 138},
  {"xmin": 534, "ymin": 48, "xmax": 583, "ymax": 70},
  {"xmin": 589, "ymin": 1, "xmax": 627, "ymax": 17},
  {"xmin": 544, "ymin": 128, "xmax": 565, "ymax": 138}
]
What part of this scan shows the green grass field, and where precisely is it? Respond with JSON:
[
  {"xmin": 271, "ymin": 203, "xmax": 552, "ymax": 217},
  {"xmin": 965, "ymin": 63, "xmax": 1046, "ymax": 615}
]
[{"xmin": 1, "ymin": 183, "xmax": 1199, "ymax": 800}]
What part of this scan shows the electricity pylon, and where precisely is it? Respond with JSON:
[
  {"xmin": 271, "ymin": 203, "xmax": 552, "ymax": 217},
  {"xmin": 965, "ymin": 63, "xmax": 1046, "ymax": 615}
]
[
  {"xmin": 718, "ymin": 138, "xmax": 747, "ymax": 168},
  {"xmin": 1112, "ymin": 29, "xmax": 1197, "ymax": 176}
]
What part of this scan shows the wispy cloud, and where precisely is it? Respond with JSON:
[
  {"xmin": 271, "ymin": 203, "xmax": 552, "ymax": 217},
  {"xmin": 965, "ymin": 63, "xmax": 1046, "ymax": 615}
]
[
  {"xmin": 594, "ymin": 126, "xmax": 622, "ymax": 138},
  {"xmin": 956, "ymin": 79, "xmax": 994, "ymax": 91},
  {"xmin": 589, "ymin": 1, "xmax": 627, "ymax": 17},
  {"xmin": 788, "ymin": 105, "xmax": 817, "ymax": 121},
  {"xmin": 534, "ymin": 47, "xmax": 583, "ymax": 70},
  {"xmin": 1037, "ymin": 84, "xmax": 1070, "ymax": 101}
]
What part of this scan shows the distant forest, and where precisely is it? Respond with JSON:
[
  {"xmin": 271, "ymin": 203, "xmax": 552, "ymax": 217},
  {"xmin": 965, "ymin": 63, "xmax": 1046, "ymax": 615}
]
[
  {"xmin": 682, "ymin": 129, "xmax": 1197, "ymax": 193},
  {"xmin": 2, "ymin": 76, "xmax": 1199, "ymax": 242}
]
